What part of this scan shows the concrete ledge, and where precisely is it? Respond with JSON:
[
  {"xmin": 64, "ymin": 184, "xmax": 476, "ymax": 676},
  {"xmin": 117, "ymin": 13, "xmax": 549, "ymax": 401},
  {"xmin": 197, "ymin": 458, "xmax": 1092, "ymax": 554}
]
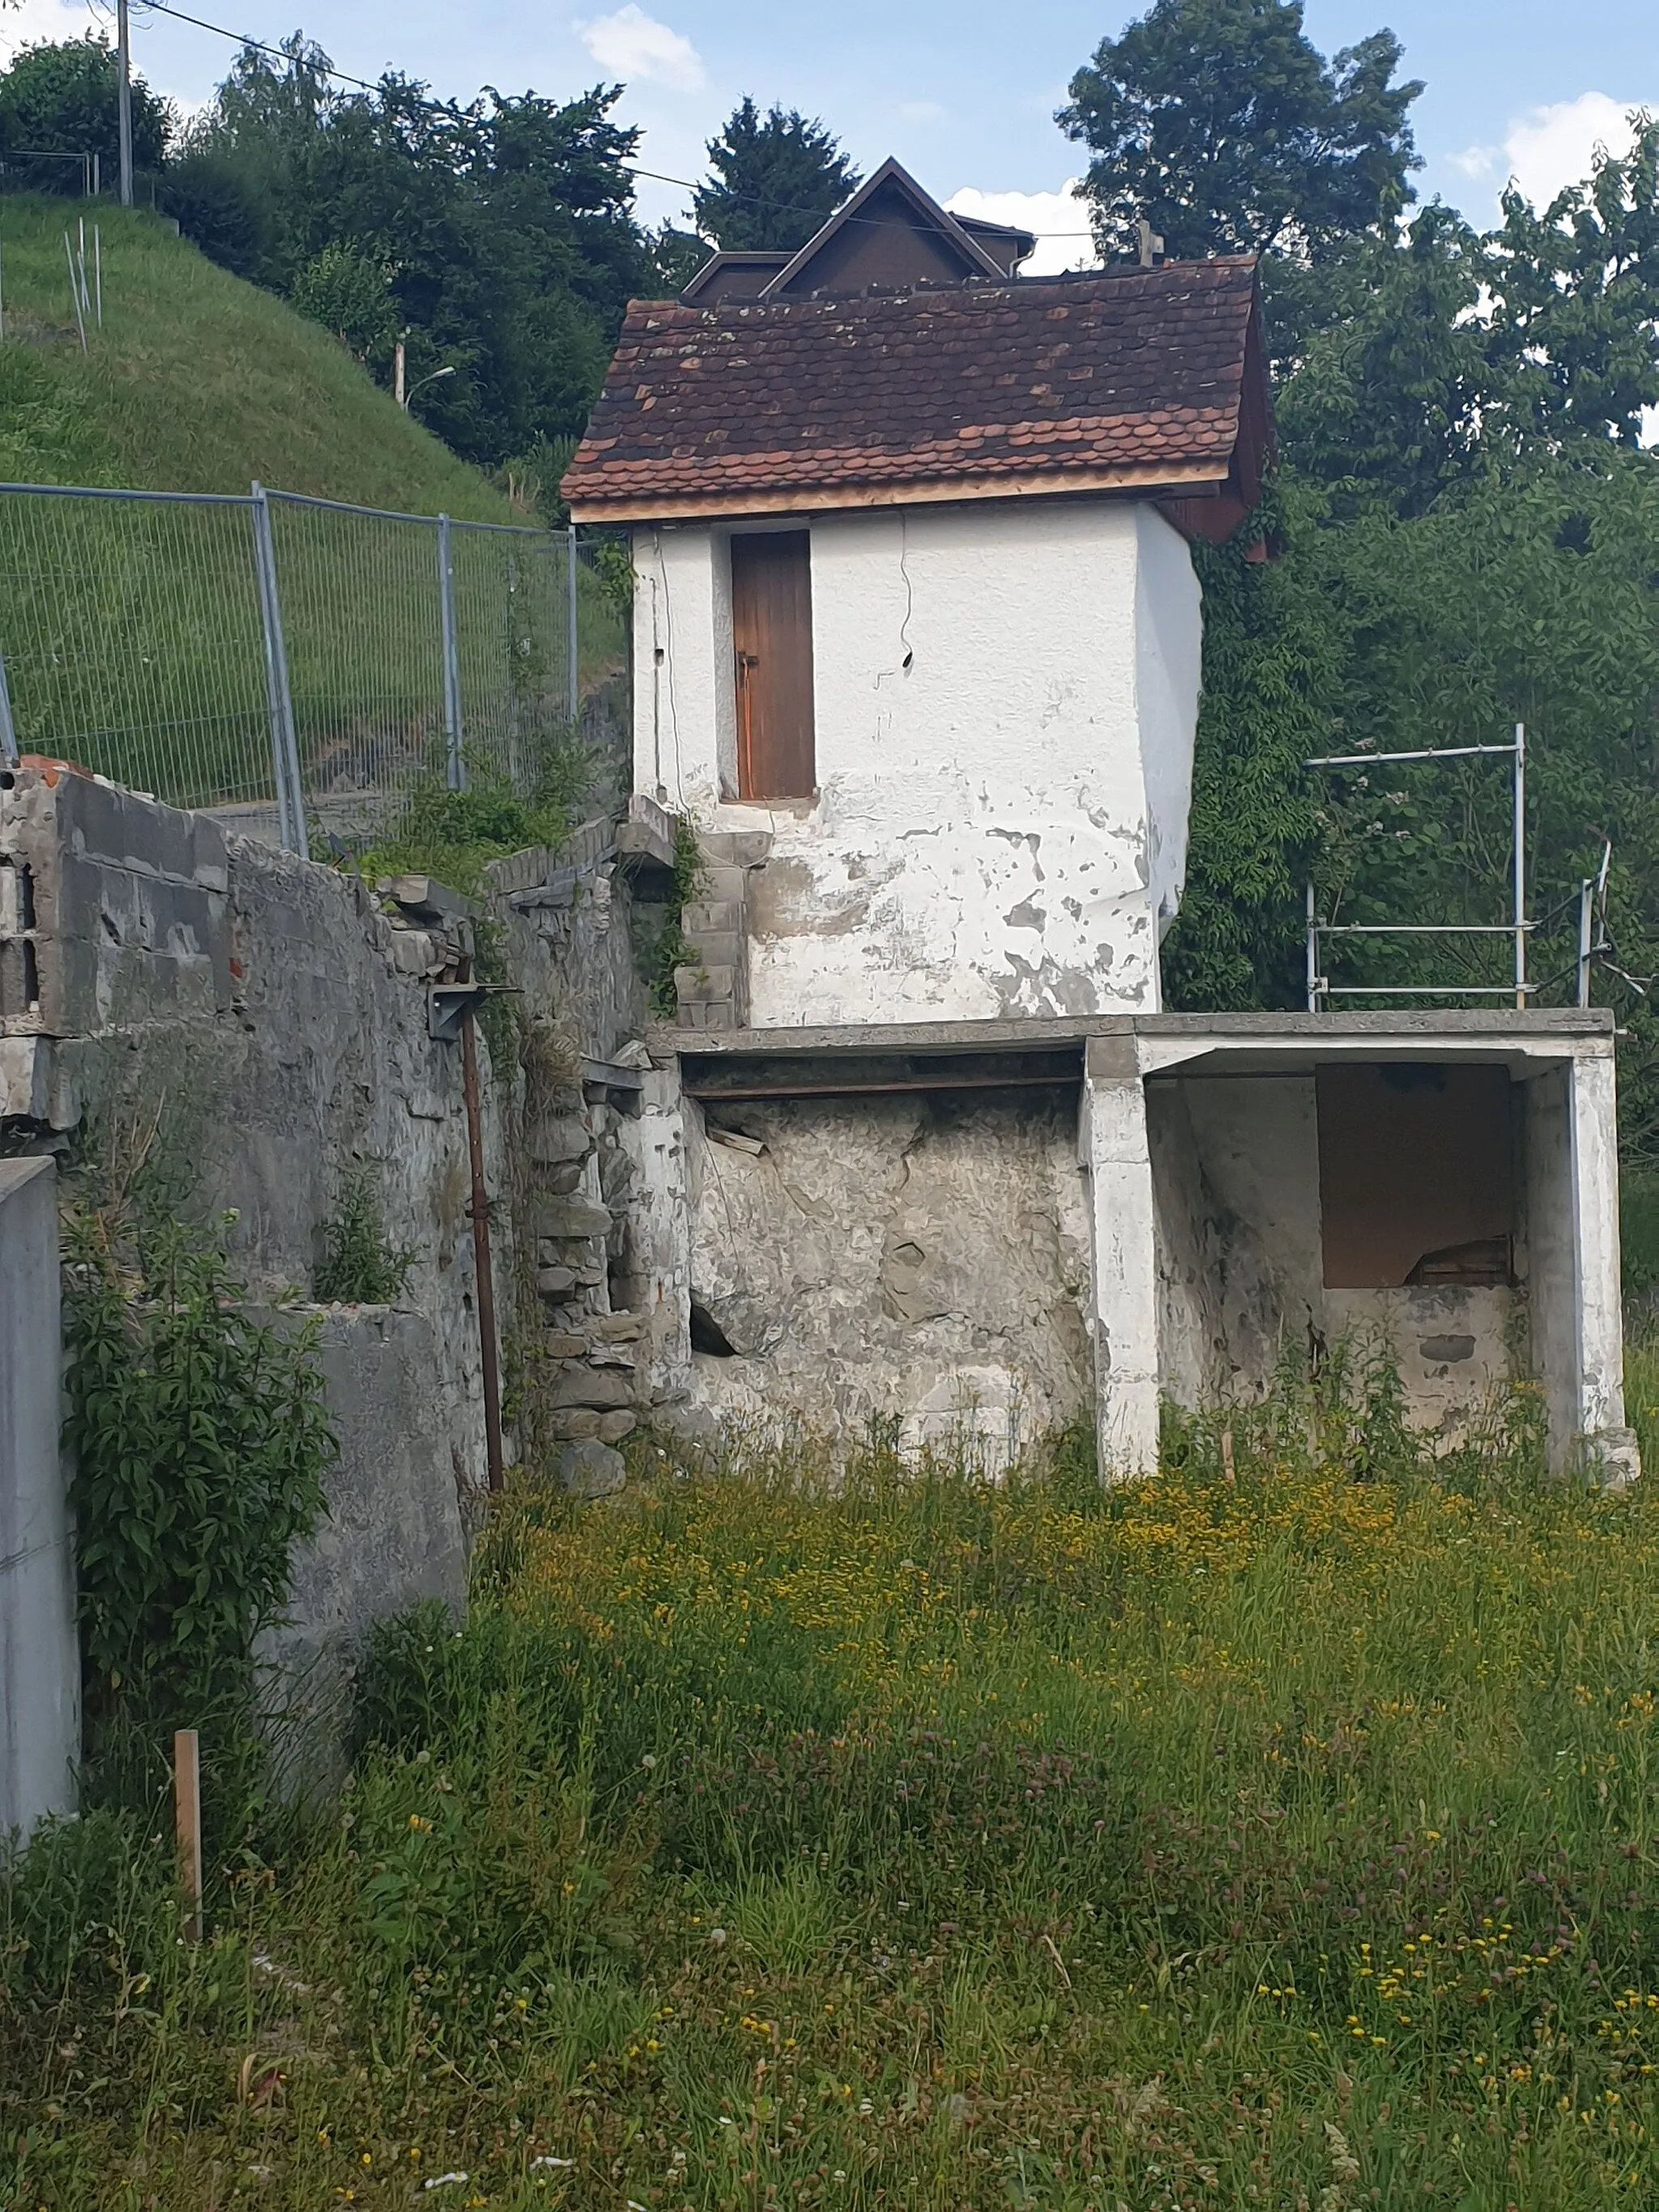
[{"xmin": 650, "ymin": 1007, "xmax": 1614, "ymax": 1061}]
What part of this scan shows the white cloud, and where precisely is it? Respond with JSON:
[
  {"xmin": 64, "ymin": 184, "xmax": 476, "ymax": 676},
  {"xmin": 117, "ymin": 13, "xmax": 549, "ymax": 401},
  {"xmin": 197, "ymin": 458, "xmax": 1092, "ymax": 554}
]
[
  {"xmin": 0, "ymin": 0, "xmax": 102, "ymax": 68},
  {"xmin": 1452, "ymin": 92, "xmax": 1653, "ymax": 211},
  {"xmin": 898, "ymin": 100, "xmax": 945, "ymax": 125},
  {"xmin": 945, "ymin": 181, "xmax": 1098, "ymax": 277},
  {"xmin": 574, "ymin": 4, "xmax": 704, "ymax": 93}
]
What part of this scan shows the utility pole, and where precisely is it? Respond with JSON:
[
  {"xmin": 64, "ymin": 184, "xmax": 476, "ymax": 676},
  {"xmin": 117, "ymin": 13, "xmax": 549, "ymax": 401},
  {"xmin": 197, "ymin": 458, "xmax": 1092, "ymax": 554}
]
[{"xmin": 117, "ymin": 0, "xmax": 134, "ymax": 206}]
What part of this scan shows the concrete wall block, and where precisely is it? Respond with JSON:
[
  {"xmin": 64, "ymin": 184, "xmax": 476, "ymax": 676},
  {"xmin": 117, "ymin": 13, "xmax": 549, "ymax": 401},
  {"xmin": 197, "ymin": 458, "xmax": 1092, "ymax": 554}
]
[
  {"xmin": 6, "ymin": 816, "xmax": 232, "ymax": 1036},
  {"xmin": 0, "ymin": 1037, "xmax": 51, "ymax": 1119},
  {"xmin": 41, "ymin": 765, "xmax": 229, "ymax": 892},
  {"xmin": 702, "ymin": 865, "xmax": 750, "ymax": 906},
  {"xmin": 527, "ymin": 1114, "xmax": 591, "ymax": 1165},
  {"xmin": 675, "ymin": 965, "xmax": 736, "ymax": 1004},
  {"xmin": 258, "ymin": 1306, "xmax": 467, "ymax": 1765},
  {"xmin": 0, "ymin": 1158, "xmax": 77, "ymax": 1839},
  {"xmin": 680, "ymin": 899, "xmax": 741, "ymax": 937},
  {"xmin": 684, "ymin": 930, "xmax": 744, "ymax": 974}
]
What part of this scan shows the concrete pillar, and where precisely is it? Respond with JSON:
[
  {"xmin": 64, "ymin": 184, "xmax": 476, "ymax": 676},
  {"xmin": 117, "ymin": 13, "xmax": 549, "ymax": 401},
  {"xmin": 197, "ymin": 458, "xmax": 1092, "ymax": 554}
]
[
  {"xmin": 1, "ymin": 1157, "xmax": 77, "ymax": 1837},
  {"xmin": 616, "ymin": 1063, "xmax": 692, "ymax": 1407},
  {"xmin": 1567, "ymin": 1050, "xmax": 1639, "ymax": 1481},
  {"xmin": 1081, "ymin": 1035, "xmax": 1160, "ymax": 1477}
]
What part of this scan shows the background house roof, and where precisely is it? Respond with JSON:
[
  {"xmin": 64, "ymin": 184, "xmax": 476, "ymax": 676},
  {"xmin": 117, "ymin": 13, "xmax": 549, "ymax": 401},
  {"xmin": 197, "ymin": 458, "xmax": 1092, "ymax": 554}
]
[{"xmin": 564, "ymin": 257, "xmax": 1269, "ymax": 533}]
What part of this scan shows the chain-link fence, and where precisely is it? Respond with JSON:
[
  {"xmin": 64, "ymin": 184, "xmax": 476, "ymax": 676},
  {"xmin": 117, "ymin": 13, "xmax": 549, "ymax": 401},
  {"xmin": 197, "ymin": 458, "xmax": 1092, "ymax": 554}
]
[{"xmin": 0, "ymin": 482, "xmax": 607, "ymax": 855}]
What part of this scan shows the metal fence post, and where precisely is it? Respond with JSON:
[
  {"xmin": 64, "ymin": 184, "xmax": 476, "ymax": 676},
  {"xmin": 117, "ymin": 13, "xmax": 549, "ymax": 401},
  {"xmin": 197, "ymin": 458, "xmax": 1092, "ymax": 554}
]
[
  {"xmin": 249, "ymin": 482, "xmax": 309, "ymax": 860},
  {"xmin": 566, "ymin": 523, "xmax": 579, "ymax": 725},
  {"xmin": 437, "ymin": 513, "xmax": 465, "ymax": 791},
  {"xmin": 0, "ymin": 633, "xmax": 19, "ymax": 767}
]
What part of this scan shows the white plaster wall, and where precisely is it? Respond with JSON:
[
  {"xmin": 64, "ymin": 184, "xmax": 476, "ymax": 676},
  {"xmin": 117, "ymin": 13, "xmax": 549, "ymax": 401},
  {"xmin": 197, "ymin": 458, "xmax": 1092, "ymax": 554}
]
[
  {"xmin": 1135, "ymin": 507, "xmax": 1204, "ymax": 939},
  {"xmin": 633, "ymin": 502, "xmax": 1202, "ymax": 1025},
  {"xmin": 1152, "ymin": 1076, "xmax": 1325, "ymax": 1400}
]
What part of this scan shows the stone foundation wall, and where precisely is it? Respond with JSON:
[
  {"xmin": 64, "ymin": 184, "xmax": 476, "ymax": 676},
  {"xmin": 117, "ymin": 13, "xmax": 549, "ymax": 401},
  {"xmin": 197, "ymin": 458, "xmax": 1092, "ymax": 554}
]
[{"xmin": 644, "ymin": 1087, "xmax": 1093, "ymax": 1465}]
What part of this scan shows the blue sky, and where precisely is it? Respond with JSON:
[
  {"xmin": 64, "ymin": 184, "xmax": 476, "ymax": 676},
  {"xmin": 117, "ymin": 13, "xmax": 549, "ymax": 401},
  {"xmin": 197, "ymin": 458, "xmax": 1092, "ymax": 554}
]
[{"xmin": 6, "ymin": 0, "xmax": 1655, "ymax": 259}]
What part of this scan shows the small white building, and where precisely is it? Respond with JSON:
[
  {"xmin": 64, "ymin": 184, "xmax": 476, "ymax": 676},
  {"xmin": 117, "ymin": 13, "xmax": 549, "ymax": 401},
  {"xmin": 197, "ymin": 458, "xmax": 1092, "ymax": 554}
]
[{"xmin": 566, "ymin": 160, "xmax": 1637, "ymax": 1482}]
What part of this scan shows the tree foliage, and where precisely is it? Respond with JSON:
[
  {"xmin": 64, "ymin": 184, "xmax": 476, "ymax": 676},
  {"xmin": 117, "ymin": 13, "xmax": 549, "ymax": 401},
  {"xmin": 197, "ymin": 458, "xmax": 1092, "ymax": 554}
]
[
  {"xmin": 1144, "ymin": 59, "xmax": 1659, "ymax": 1163},
  {"xmin": 1060, "ymin": 0, "xmax": 1419, "ymax": 356},
  {"xmin": 692, "ymin": 97, "xmax": 859, "ymax": 254},
  {"xmin": 162, "ymin": 37, "xmax": 648, "ymax": 467},
  {"xmin": 0, "ymin": 35, "xmax": 171, "ymax": 190}
]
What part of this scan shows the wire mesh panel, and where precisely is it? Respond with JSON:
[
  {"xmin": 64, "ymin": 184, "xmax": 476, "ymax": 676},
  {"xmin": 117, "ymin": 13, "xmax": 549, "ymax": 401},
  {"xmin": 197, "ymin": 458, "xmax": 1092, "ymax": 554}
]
[
  {"xmin": 0, "ymin": 484, "xmax": 603, "ymax": 854},
  {"xmin": 448, "ymin": 521, "xmax": 572, "ymax": 792},
  {"xmin": 267, "ymin": 492, "xmax": 446, "ymax": 845},
  {"xmin": 0, "ymin": 487, "xmax": 274, "ymax": 821}
]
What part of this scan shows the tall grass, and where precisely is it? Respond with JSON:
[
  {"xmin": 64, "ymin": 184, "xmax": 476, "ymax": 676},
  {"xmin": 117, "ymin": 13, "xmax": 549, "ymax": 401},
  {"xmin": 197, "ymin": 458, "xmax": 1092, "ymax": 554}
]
[{"xmin": 9, "ymin": 1386, "xmax": 1659, "ymax": 2208}]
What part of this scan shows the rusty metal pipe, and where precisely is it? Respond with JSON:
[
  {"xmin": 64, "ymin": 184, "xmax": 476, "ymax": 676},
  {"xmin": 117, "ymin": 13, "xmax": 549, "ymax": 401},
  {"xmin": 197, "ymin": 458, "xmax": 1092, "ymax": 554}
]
[{"xmin": 460, "ymin": 1003, "xmax": 505, "ymax": 1494}]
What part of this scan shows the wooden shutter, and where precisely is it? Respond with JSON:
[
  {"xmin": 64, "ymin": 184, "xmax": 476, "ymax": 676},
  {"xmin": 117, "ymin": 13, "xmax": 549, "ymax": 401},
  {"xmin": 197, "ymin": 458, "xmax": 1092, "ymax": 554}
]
[{"xmin": 731, "ymin": 531, "xmax": 815, "ymax": 799}]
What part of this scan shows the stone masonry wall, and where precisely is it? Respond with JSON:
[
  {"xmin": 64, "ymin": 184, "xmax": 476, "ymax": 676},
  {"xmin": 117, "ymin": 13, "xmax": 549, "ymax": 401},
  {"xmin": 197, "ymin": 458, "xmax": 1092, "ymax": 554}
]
[{"xmin": 1, "ymin": 759, "xmax": 662, "ymax": 1695}]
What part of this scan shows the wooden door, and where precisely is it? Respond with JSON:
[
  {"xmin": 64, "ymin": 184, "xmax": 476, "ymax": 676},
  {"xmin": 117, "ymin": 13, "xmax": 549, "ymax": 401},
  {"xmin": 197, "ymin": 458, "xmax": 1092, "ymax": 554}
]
[{"xmin": 731, "ymin": 531, "xmax": 815, "ymax": 799}]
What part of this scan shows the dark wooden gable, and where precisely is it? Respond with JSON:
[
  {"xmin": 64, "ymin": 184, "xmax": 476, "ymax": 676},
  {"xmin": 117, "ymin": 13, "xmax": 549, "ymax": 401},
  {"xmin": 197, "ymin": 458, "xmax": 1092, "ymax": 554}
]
[{"xmin": 680, "ymin": 159, "xmax": 1026, "ymax": 308}]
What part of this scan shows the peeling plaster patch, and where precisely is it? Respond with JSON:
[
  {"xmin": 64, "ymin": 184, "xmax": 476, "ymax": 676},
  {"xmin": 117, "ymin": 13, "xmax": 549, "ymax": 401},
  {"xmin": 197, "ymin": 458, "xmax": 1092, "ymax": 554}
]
[
  {"xmin": 748, "ymin": 857, "xmax": 876, "ymax": 940},
  {"xmin": 1004, "ymin": 900, "xmax": 1047, "ymax": 932},
  {"xmin": 1419, "ymin": 1334, "xmax": 1477, "ymax": 1364}
]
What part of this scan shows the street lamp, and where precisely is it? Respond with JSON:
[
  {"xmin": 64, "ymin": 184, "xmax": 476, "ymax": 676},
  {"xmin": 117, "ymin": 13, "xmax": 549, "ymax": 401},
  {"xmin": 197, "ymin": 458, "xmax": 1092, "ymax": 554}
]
[{"xmin": 401, "ymin": 363, "xmax": 455, "ymax": 411}]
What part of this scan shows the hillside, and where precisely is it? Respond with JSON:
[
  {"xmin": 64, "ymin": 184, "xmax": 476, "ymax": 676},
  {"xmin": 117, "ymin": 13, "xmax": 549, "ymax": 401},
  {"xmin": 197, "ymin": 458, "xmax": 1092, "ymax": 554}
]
[{"xmin": 0, "ymin": 197, "xmax": 517, "ymax": 519}]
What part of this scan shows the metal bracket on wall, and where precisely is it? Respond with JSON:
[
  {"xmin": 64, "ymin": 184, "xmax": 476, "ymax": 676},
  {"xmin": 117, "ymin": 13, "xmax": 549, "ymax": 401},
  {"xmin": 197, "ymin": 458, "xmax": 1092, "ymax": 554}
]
[{"xmin": 427, "ymin": 980, "xmax": 519, "ymax": 1044}]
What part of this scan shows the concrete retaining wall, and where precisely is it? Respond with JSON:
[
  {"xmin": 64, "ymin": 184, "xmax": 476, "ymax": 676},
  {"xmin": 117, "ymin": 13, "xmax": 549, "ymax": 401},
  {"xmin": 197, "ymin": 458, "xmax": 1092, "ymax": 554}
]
[
  {"xmin": 1, "ymin": 761, "xmax": 655, "ymax": 1758},
  {"xmin": 0, "ymin": 1157, "xmax": 75, "ymax": 1841}
]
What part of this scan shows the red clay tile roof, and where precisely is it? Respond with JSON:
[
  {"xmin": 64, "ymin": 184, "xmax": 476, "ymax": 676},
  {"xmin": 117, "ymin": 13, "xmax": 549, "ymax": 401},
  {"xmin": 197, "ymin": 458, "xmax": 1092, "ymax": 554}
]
[{"xmin": 564, "ymin": 258, "xmax": 1263, "ymax": 520}]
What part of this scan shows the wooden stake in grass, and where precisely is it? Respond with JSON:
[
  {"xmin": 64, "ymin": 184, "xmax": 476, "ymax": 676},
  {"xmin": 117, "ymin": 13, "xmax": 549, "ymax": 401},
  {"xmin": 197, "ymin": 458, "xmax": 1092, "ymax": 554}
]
[
  {"xmin": 1221, "ymin": 1427, "xmax": 1235, "ymax": 1484},
  {"xmin": 173, "ymin": 1727, "xmax": 203, "ymax": 1941}
]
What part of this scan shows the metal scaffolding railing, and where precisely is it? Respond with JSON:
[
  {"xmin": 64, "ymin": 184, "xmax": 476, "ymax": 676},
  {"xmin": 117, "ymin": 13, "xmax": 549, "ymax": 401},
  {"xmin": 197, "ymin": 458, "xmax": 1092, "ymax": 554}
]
[{"xmin": 1304, "ymin": 726, "xmax": 1530, "ymax": 1012}]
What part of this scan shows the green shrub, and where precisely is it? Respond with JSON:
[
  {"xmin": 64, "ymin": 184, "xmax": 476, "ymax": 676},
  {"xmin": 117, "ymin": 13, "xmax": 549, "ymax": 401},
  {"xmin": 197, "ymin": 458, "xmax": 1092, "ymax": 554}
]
[{"xmin": 62, "ymin": 1214, "xmax": 334, "ymax": 1727}]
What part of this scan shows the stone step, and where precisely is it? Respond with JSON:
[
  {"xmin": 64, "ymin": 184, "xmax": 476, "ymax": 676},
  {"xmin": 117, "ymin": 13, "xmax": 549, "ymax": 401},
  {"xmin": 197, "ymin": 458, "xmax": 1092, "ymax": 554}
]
[
  {"xmin": 700, "ymin": 830, "xmax": 772, "ymax": 868},
  {"xmin": 684, "ymin": 928, "xmax": 744, "ymax": 970},
  {"xmin": 680, "ymin": 898, "xmax": 742, "ymax": 936},
  {"xmin": 674, "ymin": 964, "xmax": 736, "ymax": 1004},
  {"xmin": 702, "ymin": 863, "xmax": 750, "ymax": 906}
]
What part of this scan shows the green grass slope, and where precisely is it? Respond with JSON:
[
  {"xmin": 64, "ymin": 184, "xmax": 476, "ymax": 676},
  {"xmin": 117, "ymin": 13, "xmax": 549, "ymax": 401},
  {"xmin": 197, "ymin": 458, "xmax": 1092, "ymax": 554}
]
[{"xmin": 0, "ymin": 197, "xmax": 514, "ymax": 518}]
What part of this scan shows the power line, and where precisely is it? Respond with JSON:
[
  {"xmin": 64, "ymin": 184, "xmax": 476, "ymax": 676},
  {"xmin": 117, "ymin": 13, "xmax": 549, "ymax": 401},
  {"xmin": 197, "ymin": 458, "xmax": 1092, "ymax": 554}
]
[{"xmin": 131, "ymin": 0, "xmax": 1102, "ymax": 241}]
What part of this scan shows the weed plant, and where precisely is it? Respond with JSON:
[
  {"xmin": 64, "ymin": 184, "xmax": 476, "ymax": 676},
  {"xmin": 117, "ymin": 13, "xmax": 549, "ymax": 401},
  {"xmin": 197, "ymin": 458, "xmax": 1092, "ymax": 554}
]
[
  {"xmin": 313, "ymin": 1166, "xmax": 416, "ymax": 1306},
  {"xmin": 354, "ymin": 756, "xmax": 590, "ymax": 901},
  {"xmin": 11, "ymin": 1360, "xmax": 1659, "ymax": 2208}
]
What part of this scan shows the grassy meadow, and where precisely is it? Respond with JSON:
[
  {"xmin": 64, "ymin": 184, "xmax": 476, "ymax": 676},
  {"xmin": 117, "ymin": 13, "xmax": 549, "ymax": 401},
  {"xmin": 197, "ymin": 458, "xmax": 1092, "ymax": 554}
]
[
  {"xmin": 9, "ymin": 1357, "xmax": 1659, "ymax": 2210},
  {"xmin": 0, "ymin": 198, "xmax": 514, "ymax": 513}
]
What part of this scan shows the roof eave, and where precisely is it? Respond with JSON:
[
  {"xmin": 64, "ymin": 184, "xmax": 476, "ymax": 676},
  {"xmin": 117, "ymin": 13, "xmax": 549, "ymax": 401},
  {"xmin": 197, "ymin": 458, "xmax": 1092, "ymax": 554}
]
[{"xmin": 567, "ymin": 456, "xmax": 1232, "ymax": 526}]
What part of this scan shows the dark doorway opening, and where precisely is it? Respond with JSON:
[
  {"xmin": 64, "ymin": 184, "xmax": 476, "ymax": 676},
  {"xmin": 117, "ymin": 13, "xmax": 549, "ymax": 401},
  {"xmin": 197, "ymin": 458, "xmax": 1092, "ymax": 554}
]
[{"xmin": 1316, "ymin": 1063, "xmax": 1515, "ymax": 1288}]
